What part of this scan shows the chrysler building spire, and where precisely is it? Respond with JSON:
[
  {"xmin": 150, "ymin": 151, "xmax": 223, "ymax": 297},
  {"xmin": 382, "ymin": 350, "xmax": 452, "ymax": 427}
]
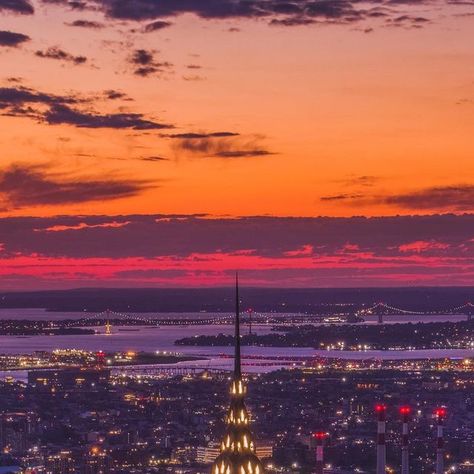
[{"xmin": 211, "ymin": 274, "xmax": 264, "ymax": 474}]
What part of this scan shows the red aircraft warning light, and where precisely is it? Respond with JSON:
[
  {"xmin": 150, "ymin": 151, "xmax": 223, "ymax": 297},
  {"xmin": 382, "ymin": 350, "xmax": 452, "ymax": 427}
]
[
  {"xmin": 375, "ymin": 404, "xmax": 387, "ymax": 413},
  {"xmin": 435, "ymin": 407, "xmax": 447, "ymax": 418},
  {"xmin": 400, "ymin": 406, "xmax": 411, "ymax": 416},
  {"xmin": 313, "ymin": 432, "xmax": 327, "ymax": 440}
]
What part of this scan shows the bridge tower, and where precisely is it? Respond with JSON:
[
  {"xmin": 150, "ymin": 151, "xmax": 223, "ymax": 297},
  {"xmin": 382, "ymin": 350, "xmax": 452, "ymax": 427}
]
[
  {"xmin": 464, "ymin": 302, "xmax": 474, "ymax": 322},
  {"xmin": 375, "ymin": 303, "xmax": 385, "ymax": 324},
  {"xmin": 105, "ymin": 309, "xmax": 112, "ymax": 335},
  {"xmin": 247, "ymin": 308, "xmax": 253, "ymax": 335}
]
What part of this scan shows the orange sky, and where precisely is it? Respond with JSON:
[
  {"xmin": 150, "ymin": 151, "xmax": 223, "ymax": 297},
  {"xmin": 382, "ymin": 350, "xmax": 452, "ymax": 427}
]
[
  {"xmin": 1, "ymin": 0, "xmax": 473, "ymax": 218},
  {"xmin": 0, "ymin": 0, "xmax": 473, "ymax": 289}
]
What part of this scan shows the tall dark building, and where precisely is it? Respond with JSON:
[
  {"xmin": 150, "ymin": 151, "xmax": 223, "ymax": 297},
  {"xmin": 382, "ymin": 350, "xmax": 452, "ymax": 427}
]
[
  {"xmin": 211, "ymin": 275, "xmax": 264, "ymax": 474},
  {"xmin": 0, "ymin": 412, "xmax": 33, "ymax": 454}
]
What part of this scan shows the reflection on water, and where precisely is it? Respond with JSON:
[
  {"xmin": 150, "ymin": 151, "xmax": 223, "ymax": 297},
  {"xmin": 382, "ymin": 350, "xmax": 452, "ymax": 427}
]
[{"xmin": 0, "ymin": 310, "xmax": 472, "ymax": 377}]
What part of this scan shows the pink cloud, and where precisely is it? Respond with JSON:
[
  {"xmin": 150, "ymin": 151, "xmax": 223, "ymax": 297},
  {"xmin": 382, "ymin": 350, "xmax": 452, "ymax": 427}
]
[
  {"xmin": 399, "ymin": 240, "xmax": 450, "ymax": 253},
  {"xmin": 0, "ymin": 214, "xmax": 473, "ymax": 289},
  {"xmin": 0, "ymin": 248, "xmax": 473, "ymax": 289},
  {"xmin": 283, "ymin": 244, "xmax": 314, "ymax": 257}
]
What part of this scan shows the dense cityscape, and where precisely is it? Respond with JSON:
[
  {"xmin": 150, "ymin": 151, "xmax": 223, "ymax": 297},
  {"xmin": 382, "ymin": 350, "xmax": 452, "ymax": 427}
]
[
  {"xmin": 2, "ymin": 353, "xmax": 474, "ymax": 473},
  {"xmin": 1, "ymin": 0, "xmax": 472, "ymax": 471},
  {"xmin": 0, "ymin": 286, "xmax": 474, "ymax": 474},
  {"xmin": 177, "ymin": 318, "xmax": 474, "ymax": 351}
]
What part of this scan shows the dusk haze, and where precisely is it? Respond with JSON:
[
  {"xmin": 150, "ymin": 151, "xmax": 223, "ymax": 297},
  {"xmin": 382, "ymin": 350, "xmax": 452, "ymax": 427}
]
[
  {"xmin": 0, "ymin": 1, "xmax": 474, "ymax": 474},
  {"xmin": 0, "ymin": 0, "xmax": 473, "ymax": 289}
]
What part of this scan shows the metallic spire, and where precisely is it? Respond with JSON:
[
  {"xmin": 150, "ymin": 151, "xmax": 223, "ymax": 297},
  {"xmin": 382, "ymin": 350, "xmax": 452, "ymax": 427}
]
[
  {"xmin": 234, "ymin": 272, "xmax": 241, "ymax": 378},
  {"xmin": 211, "ymin": 274, "xmax": 264, "ymax": 474}
]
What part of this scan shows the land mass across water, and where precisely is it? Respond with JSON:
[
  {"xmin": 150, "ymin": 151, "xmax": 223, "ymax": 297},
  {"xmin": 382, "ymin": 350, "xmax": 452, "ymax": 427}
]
[
  {"xmin": 175, "ymin": 319, "xmax": 474, "ymax": 351},
  {"xmin": 0, "ymin": 322, "xmax": 94, "ymax": 336},
  {"xmin": 0, "ymin": 349, "xmax": 205, "ymax": 371},
  {"xmin": 1, "ymin": 286, "xmax": 473, "ymax": 312}
]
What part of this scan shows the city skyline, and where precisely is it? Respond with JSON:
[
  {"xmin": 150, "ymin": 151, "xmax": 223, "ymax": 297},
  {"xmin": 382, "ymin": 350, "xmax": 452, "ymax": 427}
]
[{"xmin": 0, "ymin": 0, "xmax": 473, "ymax": 289}]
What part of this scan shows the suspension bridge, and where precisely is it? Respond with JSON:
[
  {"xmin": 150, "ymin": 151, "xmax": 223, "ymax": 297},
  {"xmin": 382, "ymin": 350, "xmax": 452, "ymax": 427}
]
[
  {"xmin": 63, "ymin": 310, "xmax": 241, "ymax": 328},
  {"xmin": 359, "ymin": 301, "xmax": 474, "ymax": 324},
  {"xmin": 60, "ymin": 302, "xmax": 474, "ymax": 332}
]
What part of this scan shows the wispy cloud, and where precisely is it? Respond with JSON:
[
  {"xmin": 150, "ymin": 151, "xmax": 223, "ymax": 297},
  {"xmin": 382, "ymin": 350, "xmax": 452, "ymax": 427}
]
[
  {"xmin": 65, "ymin": 19, "xmax": 105, "ymax": 28},
  {"xmin": 0, "ymin": 86, "xmax": 173, "ymax": 129},
  {"xmin": 320, "ymin": 193, "xmax": 364, "ymax": 201},
  {"xmin": 321, "ymin": 184, "xmax": 474, "ymax": 213},
  {"xmin": 129, "ymin": 49, "xmax": 173, "ymax": 77},
  {"xmin": 143, "ymin": 20, "xmax": 173, "ymax": 32},
  {"xmin": 0, "ymin": 163, "xmax": 153, "ymax": 208},
  {"xmin": 35, "ymin": 47, "xmax": 88, "ymax": 65},
  {"xmin": 383, "ymin": 185, "xmax": 474, "ymax": 211},
  {"xmin": 45, "ymin": 104, "xmax": 172, "ymax": 129},
  {"xmin": 140, "ymin": 156, "xmax": 169, "ymax": 162},
  {"xmin": 166, "ymin": 131, "xmax": 275, "ymax": 158}
]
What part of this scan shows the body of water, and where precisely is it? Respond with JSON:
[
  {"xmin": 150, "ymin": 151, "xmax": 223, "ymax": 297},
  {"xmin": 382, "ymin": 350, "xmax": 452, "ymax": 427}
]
[
  {"xmin": 0, "ymin": 310, "xmax": 472, "ymax": 378},
  {"xmin": 0, "ymin": 308, "xmax": 468, "ymax": 324}
]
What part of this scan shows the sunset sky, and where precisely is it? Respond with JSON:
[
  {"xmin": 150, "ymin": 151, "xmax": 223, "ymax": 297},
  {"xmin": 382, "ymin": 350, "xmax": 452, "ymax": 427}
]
[{"xmin": 0, "ymin": 0, "xmax": 473, "ymax": 289}]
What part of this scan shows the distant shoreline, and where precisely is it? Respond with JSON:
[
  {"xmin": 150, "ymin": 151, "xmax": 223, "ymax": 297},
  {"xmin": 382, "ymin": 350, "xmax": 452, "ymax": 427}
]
[
  {"xmin": 0, "ymin": 286, "xmax": 472, "ymax": 313},
  {"xmin": 0, "ymin": 350, "xmax": 205, "ymax": 372},
  {"xmin": 175, "ymin": 319, "xmax": 474, "ymax": 351}
]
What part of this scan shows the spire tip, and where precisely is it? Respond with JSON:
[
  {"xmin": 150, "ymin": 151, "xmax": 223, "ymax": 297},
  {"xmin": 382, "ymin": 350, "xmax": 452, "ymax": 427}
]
[{"xmin": 234, "ymin": 271, "xmax": 241, "ymax": 378}]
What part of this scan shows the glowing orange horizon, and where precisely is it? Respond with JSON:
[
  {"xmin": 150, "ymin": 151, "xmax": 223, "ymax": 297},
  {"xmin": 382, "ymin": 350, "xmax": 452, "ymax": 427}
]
[{"xmin": 0, "ymin": 1, "xmax": 472, "ymax": 288}]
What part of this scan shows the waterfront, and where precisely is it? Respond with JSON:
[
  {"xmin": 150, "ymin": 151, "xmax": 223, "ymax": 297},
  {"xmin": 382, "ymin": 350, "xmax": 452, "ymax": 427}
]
[
  {"xmin": 0, "ymin": 309, "xmax": 474, "ymax": 379},
  {"xmin": 1, "ymin": 309, "xmax": 474, "ymax": 473},
  {"xmin": 0, "ymin": 308, "xmax": 469, "ymax": 323}
]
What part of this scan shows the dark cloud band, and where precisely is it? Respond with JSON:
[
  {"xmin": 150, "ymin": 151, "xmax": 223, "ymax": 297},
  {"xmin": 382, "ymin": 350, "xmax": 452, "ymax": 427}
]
[
  {"xmin": 320, "ymin": 184, "xmax": 474, "ymax": 212},
  {"xmin": 0, "ymin": 30, "xmax": 30, "ymax": 47},
  {"xmin": 0, "ymin": 0, "xmax": 33, "ymax": 14},
  {"xmin": 36, "ymin": 0, "xmax": 452, "ymax": 27},
  {"xmin": 35, "ymin": 47, "xmax": 87, "ymax": 64},
  {"xmin": 166, "ymin": 131, "xmax": 274, "ymax": 158},
  {"xmin": 0, "ymin": 164, "xmax": 153, "ymax": 208},
  {"xmin": 384, "ymin": 185, "xmax": 474, "ymax": 211},
  {"xmin": 0, "ymin": 213, "xmax": 472, "ymax": 259},
  {"xmin": 0, "ymin": 86, "xmax": 173, "ymax": 129}
]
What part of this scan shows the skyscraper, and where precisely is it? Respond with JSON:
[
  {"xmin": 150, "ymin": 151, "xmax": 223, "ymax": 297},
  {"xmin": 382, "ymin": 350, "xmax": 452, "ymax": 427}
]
[
  {"xmin": 211, "ymin": 275, "xmax": 264, "ymax": 474},
  {"xmin": 0, "ymin": 412, "xmax": 32, "ymax": 454}
]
